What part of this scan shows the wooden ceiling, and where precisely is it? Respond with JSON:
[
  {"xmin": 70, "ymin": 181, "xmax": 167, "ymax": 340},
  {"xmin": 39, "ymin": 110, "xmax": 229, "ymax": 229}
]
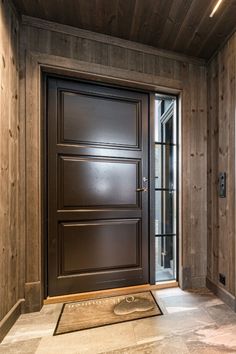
[{"xmin": 13, "ymin": 0, "xmax": 236, "ymax": 59}]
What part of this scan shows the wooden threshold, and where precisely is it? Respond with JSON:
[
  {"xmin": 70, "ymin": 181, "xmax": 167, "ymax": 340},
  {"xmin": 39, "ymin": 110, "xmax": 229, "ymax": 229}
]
[{"xmin": 44, "ymin": 281, "xmax": 178, "ymax": 305}]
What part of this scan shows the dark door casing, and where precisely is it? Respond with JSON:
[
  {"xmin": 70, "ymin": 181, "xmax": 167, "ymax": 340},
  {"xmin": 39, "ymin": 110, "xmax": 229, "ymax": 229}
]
[{"xmin": 47, "ymin": 77, "xmax": 149, "ymax": 296}]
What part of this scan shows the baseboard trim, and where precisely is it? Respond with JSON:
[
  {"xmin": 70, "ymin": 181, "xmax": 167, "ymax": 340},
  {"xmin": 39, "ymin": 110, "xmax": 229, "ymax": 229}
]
[
  {"xmin": 44, "ymin": 281, "xmax": 178, "ymax": 305},
  {"xmin": 0, "ymin": 299, "xmax": 25, "ymax": 343},
  {"xmin": 24, "ymin": 281, "xmax": 42, "ymax": 313},
  {"xmin": 206, "ymin": 277, "xmax": 235, "ymax": 311}
]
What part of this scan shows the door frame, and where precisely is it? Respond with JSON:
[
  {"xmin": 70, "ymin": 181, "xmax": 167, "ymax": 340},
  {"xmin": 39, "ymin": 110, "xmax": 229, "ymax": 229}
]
[
  {"xmin": 42, "ymin": 71, "xmax": 181, "ymax": 297},
  {"xmin": 152, "ymin": 93, "xmax": 179, "ymax": 283},
  {"xmin": 24, "ymin": 50, "xmax": 183, "ymax": 311}
]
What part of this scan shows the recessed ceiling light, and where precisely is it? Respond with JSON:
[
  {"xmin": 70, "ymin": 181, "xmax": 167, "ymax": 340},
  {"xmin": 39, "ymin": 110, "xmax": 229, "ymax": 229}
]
[{"xmin": 209, "ymin": 0, "xmax": 223, "ymax": 18}]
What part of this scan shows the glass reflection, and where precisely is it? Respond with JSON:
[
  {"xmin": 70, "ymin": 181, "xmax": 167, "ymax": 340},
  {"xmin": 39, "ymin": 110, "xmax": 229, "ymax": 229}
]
[
  {"xmin": 155, "ymin": 145, "xmax": 177, "ymax": 189},
  {"xmin": 155, "ymin": 236, "xmax": 176, "ymax": 281},
  {"xmin": 155, "ymin": 191, "xmax": 176, "ymax": 235},
  {"xmin": 155, "ymin": 95, "xmax": 177, "ymax": 283}
]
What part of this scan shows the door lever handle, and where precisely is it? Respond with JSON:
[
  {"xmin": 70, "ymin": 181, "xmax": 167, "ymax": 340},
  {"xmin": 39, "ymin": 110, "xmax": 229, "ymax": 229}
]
[
  {"xmin": 136, "ymin": 177, "xmax": 148, "ymax": 192},
  {"xmin": 136, "ymin": 188, "xmax": 148, "ymax": 192}
]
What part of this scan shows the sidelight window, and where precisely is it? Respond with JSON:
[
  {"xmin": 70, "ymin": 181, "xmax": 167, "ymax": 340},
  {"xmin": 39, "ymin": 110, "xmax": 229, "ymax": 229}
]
[{"xmin": 155, "ymin": 95, "xmax": 178, "ymax": 283}]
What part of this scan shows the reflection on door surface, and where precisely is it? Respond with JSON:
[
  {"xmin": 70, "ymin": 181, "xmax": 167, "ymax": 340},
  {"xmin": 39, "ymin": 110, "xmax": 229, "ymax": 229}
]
[{"xmin": 46, "ymin": 77, "xmax": 150, "ymax": 296}]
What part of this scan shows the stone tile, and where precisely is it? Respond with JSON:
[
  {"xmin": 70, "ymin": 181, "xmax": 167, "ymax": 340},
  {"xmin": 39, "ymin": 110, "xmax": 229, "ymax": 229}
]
[
  {"xmin": 186, "ymin": 340, "xmax": 234, "ymax": 353},
  {"xmin": 39, "ymin": 303, "xmax": 63, "ymax": 318},
  {"xmin": 185, "ymin": 288, "xmax": 214, "ymax": 295},
  {"xmin": 152, "ymin": 288, "xmax": 224, "ymax": 317},
  {"xmin": 182, "ymin": 322, "xmax": 236, "ymax": 352},
  {"xmin": 36, "ymin": 322, "xmax": 136, "ymax": 354},
  {"xmin": 154, "ymin": 287, "xmax": 187, "ymax": 298},
  {"xmin": 2, "ymin": 288, "xmax": 236, "ymax": 354},
  {"xmin": 155, "ymin": 287, "xmax": 214, "ymax": 299},
  {"xmin": 100, "ymin": 336, "xmax": 189, "ymax": 353},
  {"xmin": 204, "ymin": 304, "xmax": 236, "ymax": 326},
  {"xmin": 0, "ymin": 338, "xmax": 41, "ymax": 354},
  {"xmin": 132, "ymin": 308, "xmax": 215, "ymax": 342},
  {"xmin": 195, "ymin": 324, "xmax": 236, "ymax": 350},
  {"xmin": 156, "ymin": 294, "xmax": 223, "ymax": 314},
  {"xmin": 2, "ymin": 304, "xmax": 63, "ymax": 344}
]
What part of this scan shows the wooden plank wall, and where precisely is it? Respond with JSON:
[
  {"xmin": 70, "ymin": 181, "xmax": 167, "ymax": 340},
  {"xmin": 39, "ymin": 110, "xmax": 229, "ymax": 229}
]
[
  {"xmin": 0, "ymin": 0, "xmax": 24, "ymax": 330},
  {"xmin": 3, "ymin": 0, "xmax": 236, "ymax": 326},
  {"xmin": 207, "ymin": 33, "xmax": 236, "ymax": 300},
  {"xmin": 19, "ymin": 17, "xmax": 207, "ymax": 311}
]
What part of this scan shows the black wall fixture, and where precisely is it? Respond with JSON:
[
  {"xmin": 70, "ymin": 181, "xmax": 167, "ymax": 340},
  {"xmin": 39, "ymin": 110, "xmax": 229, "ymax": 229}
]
[{"xmin": 219, "ymin": 172, "xmax": 226, "ymax": 198}]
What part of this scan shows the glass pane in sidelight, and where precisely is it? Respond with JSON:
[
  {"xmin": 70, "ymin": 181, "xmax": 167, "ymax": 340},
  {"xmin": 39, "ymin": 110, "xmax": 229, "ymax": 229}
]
[
  {"xmin": 154, "ymin": 98, "xmax": 176, "ymax": 144},
  {"xmin": 155, "ymin": 191, "xmax": 176, "ymax": 235},
  {"xmin": 155, "ymin": 145, "xmax": 177, "ymax": 190},
  {"xmin": 155, "ymin": 235, "xmax": 176, "ymax": 282}
]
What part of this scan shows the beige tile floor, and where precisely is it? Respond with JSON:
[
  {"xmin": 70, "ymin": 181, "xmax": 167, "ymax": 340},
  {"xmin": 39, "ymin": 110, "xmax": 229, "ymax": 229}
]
[{"xmin": 1, "ymin": 287, "xmax": 236, "ymax": 353}]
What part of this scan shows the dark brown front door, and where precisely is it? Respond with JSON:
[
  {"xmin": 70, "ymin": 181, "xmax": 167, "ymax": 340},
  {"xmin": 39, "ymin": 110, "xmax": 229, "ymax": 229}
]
[{"xmin": 47, "ymin": 77, "xmax": 149, "ymax": 296}]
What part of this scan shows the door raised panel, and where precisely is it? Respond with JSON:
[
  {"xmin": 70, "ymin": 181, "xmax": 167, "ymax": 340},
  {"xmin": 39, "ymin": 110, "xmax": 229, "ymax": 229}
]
[
  {"xmin": 47, "ymin": 77, "xmax": 149, "ymax": 295},
  {"xmin": 59, "ymin": 219, "xmax": 141, "ymax": 275},
  {"xmin": 60, "ymin": 91, "xmax": 140, "ymax": 148},
  {"xmin": 58, "ymin": 156, "xmax": 140, "ymax": 208}
]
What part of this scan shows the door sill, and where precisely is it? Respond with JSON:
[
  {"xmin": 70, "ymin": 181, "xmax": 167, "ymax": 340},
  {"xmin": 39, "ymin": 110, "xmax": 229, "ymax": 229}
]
[
  {"xmin": 44, "ymin": 282, "xmax": 178, "ymax": 305},
  {"xmin": 155, "ymin": 280, "xmax": 178, "ymax": 287}
]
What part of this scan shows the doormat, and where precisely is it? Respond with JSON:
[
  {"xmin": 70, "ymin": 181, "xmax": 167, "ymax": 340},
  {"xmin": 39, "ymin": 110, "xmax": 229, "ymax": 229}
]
[{"xmin": 54, "ymin": 291, "xmax": 162, "ymax": 335}]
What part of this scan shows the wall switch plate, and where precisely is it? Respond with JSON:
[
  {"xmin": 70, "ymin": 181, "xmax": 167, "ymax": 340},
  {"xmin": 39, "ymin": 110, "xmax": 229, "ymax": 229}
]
[
  {"xmin": 219, "ymin": 273, "xmax": 226, "ymax": 286},
  {"xmin": 219, "ymin": 172, "xmax": 226, "ymax": 198}
]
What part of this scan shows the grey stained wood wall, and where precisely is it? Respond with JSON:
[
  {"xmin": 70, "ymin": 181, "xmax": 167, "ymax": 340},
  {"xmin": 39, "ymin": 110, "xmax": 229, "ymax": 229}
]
[
  {"xmin": 1, "ymin": 2, "xmax": 208, "ymax": 319},
  {"xmin": 0, "ymin": 0, "xmax": 24, "ymax": 338},
  {"xmin": 4, "ymin": 0, "xmax": 236, "ymax": 334},
  {"xmin": 19, "ymin": 17, "xmax": 207, "ymax": 311},
  {"xmin": 207, "ymin": 33, "xmax": 236, "ymax": 305}
]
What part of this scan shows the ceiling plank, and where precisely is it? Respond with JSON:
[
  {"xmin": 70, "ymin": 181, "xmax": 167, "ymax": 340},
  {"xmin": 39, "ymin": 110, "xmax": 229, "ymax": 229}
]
[
  {"xmin": 184, "ymin": 0, "xmax": 216, "ymax": 55},
  {"xmin": 198, "ymin": 1, "xmax": 236, "ymax": 58},
  {"xmin": 172, "ymin": 0, "xmax": 212, "ymax": 53},
  {"xmin": 143, "ymin": 0, "xmax": 173, "ymax": 46},
  {"xmin": 116, "ymin": 0, "xmax": 136, "ymax": 39},
  {"xmin": 158, "ymin": 0, "xmax": 193, "ymax": 49},
  {"xmin": 13, "ymin": 0, "xmax": 236, "ymax": 59}
]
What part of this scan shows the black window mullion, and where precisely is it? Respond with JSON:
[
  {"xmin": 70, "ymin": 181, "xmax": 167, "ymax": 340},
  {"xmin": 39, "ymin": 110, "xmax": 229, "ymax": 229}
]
[
  {"xmin": 155, "ymin": 234, "xmax": 176, "ymax": 237},
  {"xmin": 161, "ymin": 143, "xmax": 164, "ymax": 234},
  {"xmin": 155, "ymin": 188, "xmax": 176, "ymax": 191},
  {"xmin": 155, "ymin": 142, "xmax": 176, "ymax": 147}
]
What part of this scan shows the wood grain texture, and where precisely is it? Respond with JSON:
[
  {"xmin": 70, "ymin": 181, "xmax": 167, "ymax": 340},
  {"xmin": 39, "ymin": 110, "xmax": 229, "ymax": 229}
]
[
  {"xmin": 21, "ymin": 15, "xmax": 205, "ymax": 66},
  {"xmin": 44, "ymin": 282, "xmax": 178, "ymax": 305},
  {"xmin": 17, "ymin": 16, "xmax": 207, "ymax": 310},
  {"xmin": 207, "ymin": 33, "xmax": 236, "ymax": 296},
  {"xmin": 12, "ymin": 0, "xmax": 236, "ymax": 59},
  {"xmin": 0, "ymin": 0, "xmax": 23, "ymax": 324}
]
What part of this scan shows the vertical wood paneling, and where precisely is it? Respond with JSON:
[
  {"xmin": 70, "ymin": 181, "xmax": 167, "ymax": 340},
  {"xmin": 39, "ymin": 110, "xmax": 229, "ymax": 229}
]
[
  {"xmin": 71, "ymin": 36, "xmax": 91, "ymax": 62},
  {"xmin": 90, "ymin": 41, "xmax": 109, "ymax": 66},
  {"xmin": 8, "ymin": 3, "xmax": 18, "ymax": 311},
  {"xmin": 207, "ymin": 33, "xmax": 236, "ymax": 296},
  {"xmin": 0, "ymin": 0, "xmax": 10, "ymax": 320},
  {"xmin": 0, "ymin": 0, "xmax": 21, "ymax": 322},
  {"xmin": 195, "ymin": 65, "xmax": 207, "ymax": 282},
  {"xmin": 25, "ymin": 53, "xmax": 40, "ymax": 284},
  {"xmin": 143, "ymin": 54, "xmax": 155, "ymax": 75},
  {"xmin": 18, "ymin": 22, "xmax": 27, "ymax": 305},
  {"xmin": 108, "ymin": 45, "xmax": 128, "ymax": 69},
  {"xmin": 127, "ymin": 49, "xmax": 143, "ymax": 73},
  {"xmin": 208, "ymin": 55, "xmax": 220, "ymax": 288},
  {"xmin": 181, "ymin": 63, "xmax": 191, "ymax": 287}
]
